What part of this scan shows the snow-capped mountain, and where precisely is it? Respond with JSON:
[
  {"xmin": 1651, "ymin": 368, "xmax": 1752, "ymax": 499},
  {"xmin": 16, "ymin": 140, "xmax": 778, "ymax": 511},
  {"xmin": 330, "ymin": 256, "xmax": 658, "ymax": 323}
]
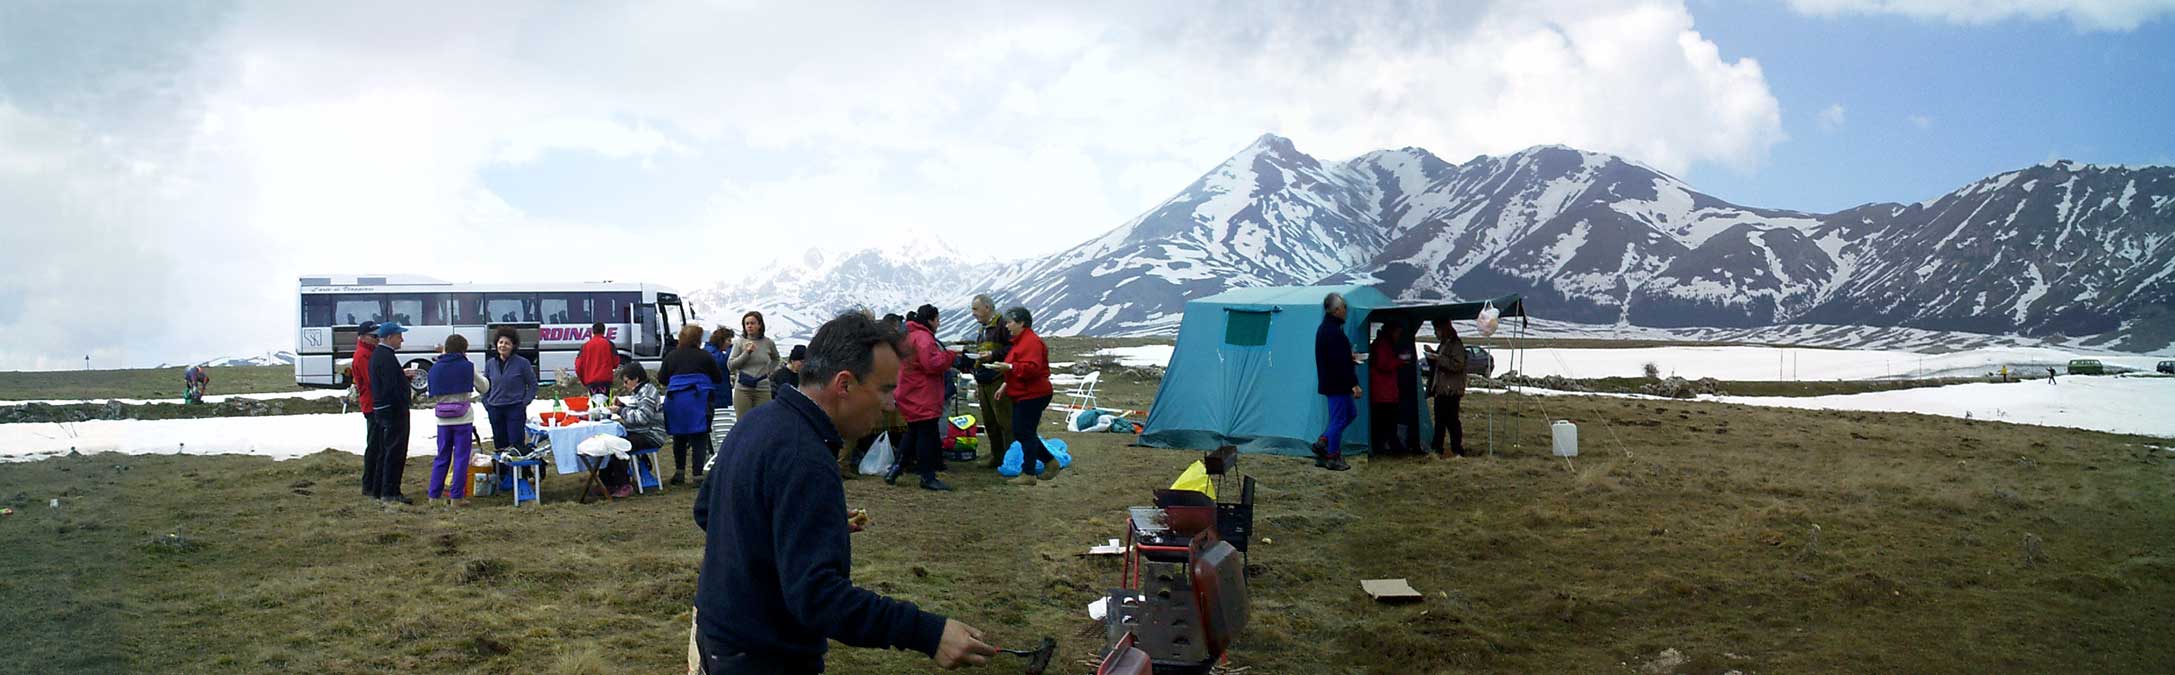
[
  {"xmin": 687, "ymin": 134, "xmax": 2174, "ymax": 353},
  {"xmin": 973, "ymin": 133, "xmax": 1383, "ymax": 337},
  {"xmin": 1794, "ymin": 161, "xmax": 2175, "ymax": 351},
  {"xmin": 684, "ymin": 231, "xmax": 991, "ymax": 340}
]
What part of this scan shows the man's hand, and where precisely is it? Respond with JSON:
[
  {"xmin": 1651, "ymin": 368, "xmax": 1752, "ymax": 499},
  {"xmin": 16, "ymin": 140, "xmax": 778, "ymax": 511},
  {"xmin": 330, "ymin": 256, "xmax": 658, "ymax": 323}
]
[{"xmin": 934, "ymin": 619, "xmax": 997, "ymax": 669}]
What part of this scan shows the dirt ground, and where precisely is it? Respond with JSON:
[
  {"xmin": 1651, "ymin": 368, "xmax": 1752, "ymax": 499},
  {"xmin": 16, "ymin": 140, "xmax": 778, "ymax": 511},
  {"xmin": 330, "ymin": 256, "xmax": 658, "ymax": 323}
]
[{"xmin": 3, "ymin": 340, "xmax": 2172, "ymax": 674}]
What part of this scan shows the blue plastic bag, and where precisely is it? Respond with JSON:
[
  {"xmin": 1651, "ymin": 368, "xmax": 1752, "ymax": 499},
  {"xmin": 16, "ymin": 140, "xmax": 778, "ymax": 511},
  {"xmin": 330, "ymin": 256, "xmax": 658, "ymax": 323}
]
[{"xmin": 999, "ymin": 438, "xmax": 1072, "ymax": 477}]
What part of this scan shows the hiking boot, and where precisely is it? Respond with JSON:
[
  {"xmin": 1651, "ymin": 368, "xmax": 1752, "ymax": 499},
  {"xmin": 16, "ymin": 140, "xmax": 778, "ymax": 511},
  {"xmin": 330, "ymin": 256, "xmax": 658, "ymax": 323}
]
[
  {"xmin": 883, "ymin": 464, "xmax": 903, "ymax": 485},
  {"xmin": 382, "ymin": 494, "xmax": 414, "ymax": 505},
  {"xmin": 1009, "ymin": 475, "xmax": 1039, "ymax": 487},
  {"xmin": 611, "ymin": 484, "xmax": 635, "ymax": 499},
  {"xmin": 1326, "ymin": 458, "xmax": 1351, "ymax": 471},
  {"xmin": 1309, "ymin": 438, "xmax": 1328, "ymax": 459},
  {"xmin": 669, "ymin": 472, "xmax": 685, "ymax": 486},
  {"xmin": 1037, "ymin": 464, "xmax": 1064, "ymax": 482},
  {"xmin": 919, "ymin": 478, "xmax": 953, "ymax": 492}
]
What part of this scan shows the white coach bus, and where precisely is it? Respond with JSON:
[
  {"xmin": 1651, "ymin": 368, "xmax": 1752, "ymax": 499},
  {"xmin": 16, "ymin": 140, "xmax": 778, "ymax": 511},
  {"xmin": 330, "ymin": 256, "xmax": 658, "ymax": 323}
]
[{"xmin": 295, "ymin": 274, "xmax": 693, "ymax": 391}]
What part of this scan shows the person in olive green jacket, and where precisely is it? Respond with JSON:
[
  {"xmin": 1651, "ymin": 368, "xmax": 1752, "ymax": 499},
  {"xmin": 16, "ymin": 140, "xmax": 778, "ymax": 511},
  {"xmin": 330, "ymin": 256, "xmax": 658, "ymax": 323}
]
[
  {"xmin": 1425, "ymin": 319, "xmax": 1470, "ymax": 457},
  {"xmin": 967, "ymin": 295, "xmax": 1013, "ymax": 469}
]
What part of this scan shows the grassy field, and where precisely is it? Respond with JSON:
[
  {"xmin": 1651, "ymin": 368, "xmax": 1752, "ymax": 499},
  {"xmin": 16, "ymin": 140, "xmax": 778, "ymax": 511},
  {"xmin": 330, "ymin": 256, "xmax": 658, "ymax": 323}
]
[
  {"xmin": 4, "ymin": 341, "xmax": 2174, "ymax": 674},
  {"xmin": 0, "ymin": 365, "xmax": 306, "ymax": 401}
]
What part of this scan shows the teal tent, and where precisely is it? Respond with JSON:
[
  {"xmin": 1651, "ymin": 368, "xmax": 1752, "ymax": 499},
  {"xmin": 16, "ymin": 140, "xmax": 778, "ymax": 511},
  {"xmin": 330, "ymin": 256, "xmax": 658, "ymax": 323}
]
[{"xmin": 1138, "ymin": 285, "xmax": 1524, "ymax": 456}]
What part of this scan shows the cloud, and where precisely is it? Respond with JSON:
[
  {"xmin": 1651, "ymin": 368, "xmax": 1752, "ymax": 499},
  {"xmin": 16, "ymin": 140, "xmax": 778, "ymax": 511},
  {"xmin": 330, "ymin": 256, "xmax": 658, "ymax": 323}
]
[
  {"xmin": 1818, "ymin": 103, "xmax": 1848, "ymax": 131},
  {"xmin": 0, "ymin": 1, "xmax": 1787, "ymax": 369},
  {"xmin": 1909, "ymin": 114, "xmax": 1936, "ymax": 128},
  {"xmin": 1786, "ymin": 0, "xmax": 2175, "ymax": 31}
]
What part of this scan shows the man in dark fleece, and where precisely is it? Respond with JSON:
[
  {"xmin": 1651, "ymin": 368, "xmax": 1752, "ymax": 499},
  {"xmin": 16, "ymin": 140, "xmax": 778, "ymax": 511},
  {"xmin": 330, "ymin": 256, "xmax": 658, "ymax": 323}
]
[
  {"xmin": 691, "ymin": 312, "xmax": 999, "ymax": 674},
  {"xmin": 1310, "ymin": 293, "xmax": 1360, "ymax": 471}
]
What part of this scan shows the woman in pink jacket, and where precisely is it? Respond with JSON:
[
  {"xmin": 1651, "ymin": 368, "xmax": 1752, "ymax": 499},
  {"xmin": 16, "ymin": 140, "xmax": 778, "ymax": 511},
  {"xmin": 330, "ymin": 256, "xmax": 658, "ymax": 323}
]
[{"xmin": 885, "ymin": 304, "xmax": 960, "ymax": 492}]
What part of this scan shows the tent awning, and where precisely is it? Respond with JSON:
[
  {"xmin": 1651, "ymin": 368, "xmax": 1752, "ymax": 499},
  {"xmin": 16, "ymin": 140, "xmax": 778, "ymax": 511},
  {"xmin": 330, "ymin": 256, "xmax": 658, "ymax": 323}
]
[{"xmin": 1362, "ymin": 294, "xmax": 1526, "ymax": 325}]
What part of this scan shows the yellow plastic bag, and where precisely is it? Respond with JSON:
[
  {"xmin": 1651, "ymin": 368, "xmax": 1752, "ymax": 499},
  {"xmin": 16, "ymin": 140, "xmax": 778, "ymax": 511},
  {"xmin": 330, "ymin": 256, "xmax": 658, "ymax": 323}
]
[{"xmin": 1169, "ymin": 460, "xmax": 1216, "ymax": 500}]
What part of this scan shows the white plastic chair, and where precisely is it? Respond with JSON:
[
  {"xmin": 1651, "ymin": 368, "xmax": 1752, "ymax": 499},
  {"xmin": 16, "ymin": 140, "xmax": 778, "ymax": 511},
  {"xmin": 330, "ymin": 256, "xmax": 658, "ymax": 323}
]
[{"xmin": 1059, "ymin": 371, "xmax": 1100, "ymax": 419}]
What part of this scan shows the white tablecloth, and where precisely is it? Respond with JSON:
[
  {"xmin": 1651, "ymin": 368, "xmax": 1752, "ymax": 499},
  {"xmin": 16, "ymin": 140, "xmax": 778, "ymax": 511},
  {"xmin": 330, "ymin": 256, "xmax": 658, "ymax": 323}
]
[{"xmin": 526, "ymin": 420, "xmax": 626, "ymax": 475}]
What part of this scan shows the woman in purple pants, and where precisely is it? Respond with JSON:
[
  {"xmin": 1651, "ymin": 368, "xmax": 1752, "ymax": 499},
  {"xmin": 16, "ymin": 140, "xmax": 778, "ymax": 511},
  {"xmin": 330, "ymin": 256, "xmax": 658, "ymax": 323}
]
[{"xmin": 426, "ymin": 334, "xmax": 491, "ymax": 504}]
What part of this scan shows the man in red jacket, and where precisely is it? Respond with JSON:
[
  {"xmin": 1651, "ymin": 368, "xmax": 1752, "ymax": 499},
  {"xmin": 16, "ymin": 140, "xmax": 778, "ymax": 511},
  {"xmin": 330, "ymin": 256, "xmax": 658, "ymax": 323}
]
[
  {"xmin": 353, "ymin": 321, "xmax": 384, "ymax": 499},
  {"xmin": 575, "ymin": 321, "xmax": 617, "ymax": 395}
]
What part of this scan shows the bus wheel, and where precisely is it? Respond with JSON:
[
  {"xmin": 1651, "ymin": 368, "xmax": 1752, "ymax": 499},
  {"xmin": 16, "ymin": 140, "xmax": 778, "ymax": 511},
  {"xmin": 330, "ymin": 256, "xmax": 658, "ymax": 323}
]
[{"xmin": 407, "ymin": 360, "xmax": 433, "ymax": 394}]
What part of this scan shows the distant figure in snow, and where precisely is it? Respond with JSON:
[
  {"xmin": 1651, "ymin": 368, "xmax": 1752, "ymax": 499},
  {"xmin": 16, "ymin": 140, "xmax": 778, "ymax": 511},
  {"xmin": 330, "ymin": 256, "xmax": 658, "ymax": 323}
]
[
  {"xmin": 182, "ymin": 365, "xmax": 211, "ymax": 404},
  {"xmin": 2047, "ymin": 366, "xmax": 2058, "ymax": 385}
]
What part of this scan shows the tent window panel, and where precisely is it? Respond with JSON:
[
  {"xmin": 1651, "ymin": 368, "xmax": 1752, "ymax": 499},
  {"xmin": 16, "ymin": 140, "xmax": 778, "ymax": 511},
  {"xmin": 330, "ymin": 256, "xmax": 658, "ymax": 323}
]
[{"xmin": 1223, "ymin": 310, "xmax": 1272, "ymax": 347}]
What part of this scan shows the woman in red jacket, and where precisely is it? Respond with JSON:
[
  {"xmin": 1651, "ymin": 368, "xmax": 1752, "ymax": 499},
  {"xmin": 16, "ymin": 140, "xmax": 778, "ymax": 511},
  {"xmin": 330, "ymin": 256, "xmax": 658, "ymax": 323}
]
[
  {"xmin": 884, "ymin": 304, "xmax": 960, "ymax": 492},
  {"xmin": 1368, "ymin": 321, "xmax": 1414, "ymax": 453},
  {"xmin": 991, "ymin": 307, "xmax": 1058, "ymax": 486}
]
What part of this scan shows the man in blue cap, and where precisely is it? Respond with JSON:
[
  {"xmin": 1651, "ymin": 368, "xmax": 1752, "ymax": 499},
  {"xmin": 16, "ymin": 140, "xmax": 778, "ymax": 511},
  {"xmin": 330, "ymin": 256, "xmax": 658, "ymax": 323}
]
[{"xmin": 366, "ymin": 322, "xmax": 416, "ymax": 504}]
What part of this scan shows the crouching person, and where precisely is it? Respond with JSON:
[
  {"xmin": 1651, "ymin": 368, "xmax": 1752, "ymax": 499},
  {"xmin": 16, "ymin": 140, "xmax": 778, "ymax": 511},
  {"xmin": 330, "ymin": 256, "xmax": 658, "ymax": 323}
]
[{"xmin": 691, "ymin": 312, "xmax": 998, "ymax": 674}]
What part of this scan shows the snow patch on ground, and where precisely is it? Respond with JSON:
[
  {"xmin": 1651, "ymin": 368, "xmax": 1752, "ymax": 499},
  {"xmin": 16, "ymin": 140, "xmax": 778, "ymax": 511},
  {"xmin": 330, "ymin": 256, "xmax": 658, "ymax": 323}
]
[
  {"xmin": 1487, "ymin": 345, "xmax": 2163, "ymax": 381},
  {"xmin": 0, "ymin": 388, "xmax": 350, "ymax": 408},
  {"xmin": 1708, "ymin": 378, "xmax": 2175, "ymax": 439},
  {"xmin": 1096, "ymin": 345, "xmax": 1176, "ymax": 369},
  {"xmin": 0, "ymin": 399, "xmax": 562, "ymax": 463},
  {"xmin": 1487, "ymin": 377, "xmax": 2175, "ymax": 439}
]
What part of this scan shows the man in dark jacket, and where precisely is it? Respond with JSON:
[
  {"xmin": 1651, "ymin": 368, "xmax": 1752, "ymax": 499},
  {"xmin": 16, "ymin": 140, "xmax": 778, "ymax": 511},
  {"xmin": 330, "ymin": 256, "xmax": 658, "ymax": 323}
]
[
  {"xmin": 692, "ymin": 312, "xmax": 997, "ymax": 674},
  {"xmin": 354, "ymin": 321, "xmax": 382, "ymax": 499},
  {"xmin": 1310, "ymin": 293, "xmax": 1359, "ymax": 471},
  {"xmin": 367, "ymin": 322, "xmax": 416, "ymax": 504},
  {"xmin": 772, "ymin": 344, "xmax": 806, "ymax": 390}
]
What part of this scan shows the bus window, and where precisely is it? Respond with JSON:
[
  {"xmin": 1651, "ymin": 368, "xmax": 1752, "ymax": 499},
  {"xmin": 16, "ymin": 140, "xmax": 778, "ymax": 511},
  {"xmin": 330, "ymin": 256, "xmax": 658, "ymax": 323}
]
[
  {"xmin": 486, "ymin": 294, "xmax": 536, "ymax": 323},
  {"xmin": 388, "ymin": 295, "xmax": 431, "ymax": 326},
  {"xmin": 333, "ymin": 295, "xmax": 385, "ymax": 326},
  {"xmin": 450, "ymin": 293, "xmax": 484, "ymax": 325},
  {"xmin": 426, "ymin": 294, "xmax": 451, "ymax": 325},
  {"xmin": 303, "ymin": 295, "xmax": 336, "ymax": 327},
  {"xmin": 541, "ymin": 293, "xmax": 591, "ymax": 324},
  {"xmin": 593, "ymin": 292, "xmax": 637, "ymax": 324}
]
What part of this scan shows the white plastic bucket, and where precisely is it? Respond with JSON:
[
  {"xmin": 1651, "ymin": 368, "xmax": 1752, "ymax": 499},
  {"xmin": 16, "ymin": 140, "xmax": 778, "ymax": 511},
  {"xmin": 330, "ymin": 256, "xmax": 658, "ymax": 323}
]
[{"xmin": 1551, "ymin": 420, "xmax": 1578, "ymax": 457}]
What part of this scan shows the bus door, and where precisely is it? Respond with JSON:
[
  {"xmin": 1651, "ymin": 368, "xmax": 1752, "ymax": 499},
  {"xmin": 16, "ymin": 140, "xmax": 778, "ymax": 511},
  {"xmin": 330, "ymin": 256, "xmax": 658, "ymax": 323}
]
[
  {"xmin": 636, "ymin": 304, "xmax": 663, "ymax": 358},
  {"xmin": 657, "ymin": 295, "xmax": 686, "ymax": 350}
]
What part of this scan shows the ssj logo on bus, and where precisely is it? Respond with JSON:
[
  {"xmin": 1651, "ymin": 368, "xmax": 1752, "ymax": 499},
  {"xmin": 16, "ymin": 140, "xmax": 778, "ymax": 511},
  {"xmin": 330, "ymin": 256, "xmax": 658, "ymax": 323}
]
[{"xmin": 538, "ymin": 326, "xmax": 619, "ymax": 342}]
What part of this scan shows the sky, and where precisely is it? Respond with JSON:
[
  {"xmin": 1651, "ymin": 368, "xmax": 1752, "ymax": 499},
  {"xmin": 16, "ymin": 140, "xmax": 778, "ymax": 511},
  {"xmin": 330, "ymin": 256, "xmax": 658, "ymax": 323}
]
[{"xmin": 1, "ymin": 0, "xmax": 2171, "ymax": 370}]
